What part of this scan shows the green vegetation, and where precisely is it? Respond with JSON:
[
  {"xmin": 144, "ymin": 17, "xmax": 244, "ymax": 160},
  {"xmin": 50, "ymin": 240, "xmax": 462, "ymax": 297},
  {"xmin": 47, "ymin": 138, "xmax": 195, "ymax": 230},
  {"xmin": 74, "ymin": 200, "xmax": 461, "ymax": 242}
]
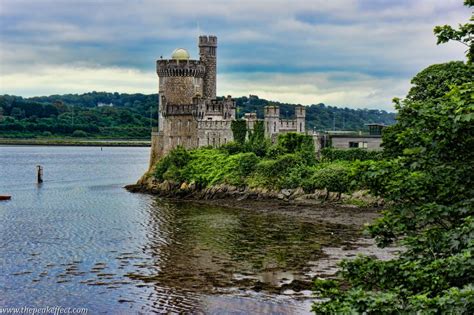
[
  {"xmin": 153, "ymin": 131, "xmax": 368, "ymax": 198},
  {"xmin": 150, "ymin": 3, "xmax": 474, "ymax": 312},
  {"xmin": 312, "ymin": 3, "xmax": 474, "ymax": 313},
  {"xmin": 0, "ymin": 91, "xmax": 395, "ymax": 139}
]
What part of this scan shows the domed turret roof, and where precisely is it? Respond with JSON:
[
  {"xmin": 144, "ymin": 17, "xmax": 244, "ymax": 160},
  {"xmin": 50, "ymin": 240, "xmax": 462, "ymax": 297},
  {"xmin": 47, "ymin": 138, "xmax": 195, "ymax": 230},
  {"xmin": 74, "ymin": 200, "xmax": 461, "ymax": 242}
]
[{"xmin": 171, "ymin": 48, "xmax": 190, "ymax": 60}]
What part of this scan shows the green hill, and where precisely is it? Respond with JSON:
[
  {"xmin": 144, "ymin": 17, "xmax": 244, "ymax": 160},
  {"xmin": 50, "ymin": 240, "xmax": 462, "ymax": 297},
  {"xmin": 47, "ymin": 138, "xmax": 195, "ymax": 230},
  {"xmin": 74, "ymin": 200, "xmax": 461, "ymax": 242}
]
[{"xmin": 0, "ymin": 92, "xmax": 396, "ymax": 139}]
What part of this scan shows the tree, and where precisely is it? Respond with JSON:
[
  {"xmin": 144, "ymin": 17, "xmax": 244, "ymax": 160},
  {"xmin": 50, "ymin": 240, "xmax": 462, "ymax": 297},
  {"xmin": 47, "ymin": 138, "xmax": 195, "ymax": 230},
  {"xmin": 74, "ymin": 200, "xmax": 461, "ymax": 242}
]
[
  {"xmin": 383, "ymin": 61, "xmax": 473, "ymax": 157},
  {"xmin": 434, "ymin": 0, "xmax": 474, "ymax": 63},
  {"xmin": 313, "ymin": 3, "xmax": 474, "ymax": 311}
]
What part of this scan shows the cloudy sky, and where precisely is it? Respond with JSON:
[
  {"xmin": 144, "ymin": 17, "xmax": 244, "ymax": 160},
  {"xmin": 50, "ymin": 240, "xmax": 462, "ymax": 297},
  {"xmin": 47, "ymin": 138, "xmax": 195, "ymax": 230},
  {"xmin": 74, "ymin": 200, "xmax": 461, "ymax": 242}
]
[{"xmin": 0, "ymin": 0, "xmax": 470, "ymax": 110}]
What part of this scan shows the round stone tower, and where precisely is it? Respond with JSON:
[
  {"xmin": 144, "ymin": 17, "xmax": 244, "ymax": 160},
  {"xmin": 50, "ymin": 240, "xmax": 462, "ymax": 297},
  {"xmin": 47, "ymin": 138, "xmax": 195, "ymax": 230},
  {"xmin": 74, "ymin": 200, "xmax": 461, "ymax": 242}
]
[
  {"xmin": 199, "ymin": 35, "xmax": 217, "ymax": 99},
  {"xmin": 155, "ymin": 48, "xmax": 206, "ymax": 157}
]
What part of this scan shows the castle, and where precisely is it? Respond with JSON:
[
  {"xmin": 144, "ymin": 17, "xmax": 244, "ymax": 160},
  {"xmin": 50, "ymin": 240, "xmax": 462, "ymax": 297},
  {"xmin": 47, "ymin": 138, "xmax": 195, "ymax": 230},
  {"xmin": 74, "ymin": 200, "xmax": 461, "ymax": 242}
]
[
  {"xmin": 244, "ymin": 105, "xmax": 305, "ymax": 142},
  {"xmin": 149, "ymin": 35, "xmax": 306, "ymax": 167}
]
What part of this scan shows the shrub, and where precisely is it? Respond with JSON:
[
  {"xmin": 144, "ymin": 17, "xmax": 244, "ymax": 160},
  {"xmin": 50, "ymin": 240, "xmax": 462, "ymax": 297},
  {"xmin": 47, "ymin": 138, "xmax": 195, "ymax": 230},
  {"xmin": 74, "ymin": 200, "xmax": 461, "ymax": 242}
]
[
  {"xmin": 302, "ymin": 162, "xmax": 354, "ymax": 197},
  {"xmin": 154, "ymin": 146, "xmax": 190, "ymax": 182},
  {"xmin": 321, "ymin": 148, "xmax": 383, "ymax": 162},
  {"xmin": 220, "ymin": 141, "xmax": 245, "ymax": 154},
  {"xmin": 72, "ymin": 130, "xmax": 87, "ymax": 137}
]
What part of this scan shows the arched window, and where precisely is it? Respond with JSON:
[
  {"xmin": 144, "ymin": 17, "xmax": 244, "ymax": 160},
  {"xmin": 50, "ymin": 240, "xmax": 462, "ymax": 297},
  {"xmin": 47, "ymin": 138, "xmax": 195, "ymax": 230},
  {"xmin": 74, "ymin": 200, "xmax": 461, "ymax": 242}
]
[{"xmin": 273, "ymin": 121, "xmax": 276, "ymax": 132}]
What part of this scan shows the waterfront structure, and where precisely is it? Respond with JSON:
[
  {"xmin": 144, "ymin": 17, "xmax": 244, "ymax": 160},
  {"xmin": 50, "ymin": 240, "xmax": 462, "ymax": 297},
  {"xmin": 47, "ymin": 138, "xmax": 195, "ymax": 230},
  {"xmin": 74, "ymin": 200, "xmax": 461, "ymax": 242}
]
[
  {"xmin": 149, "ymin": 35, "xmax": 236, "ymax": 167},
  {"xmin": 313, "ymin": 123, "xmax": 386, "ymax": 151}
]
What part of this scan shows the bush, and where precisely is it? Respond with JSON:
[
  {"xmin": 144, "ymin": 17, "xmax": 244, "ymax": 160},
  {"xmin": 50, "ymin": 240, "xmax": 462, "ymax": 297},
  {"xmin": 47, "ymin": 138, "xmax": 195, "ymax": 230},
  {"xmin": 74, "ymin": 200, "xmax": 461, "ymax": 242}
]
[
  {"xmin": 302, "ymin": 162, "xmax": 354, "ymax": 197},
  {"xmin": 321, "ymin": 148, "xmax": 383, "ymax": 162},
  {"xmin": 154, "ymin": 146, "xmax": 191, "ymax": 182},
  {"xmin": 220, "ymin": 141, "xmax": 245, "ymax": 154},
  {"xmin": 72, "ymin": 130, "xmax": 87, "ymax": 137}
]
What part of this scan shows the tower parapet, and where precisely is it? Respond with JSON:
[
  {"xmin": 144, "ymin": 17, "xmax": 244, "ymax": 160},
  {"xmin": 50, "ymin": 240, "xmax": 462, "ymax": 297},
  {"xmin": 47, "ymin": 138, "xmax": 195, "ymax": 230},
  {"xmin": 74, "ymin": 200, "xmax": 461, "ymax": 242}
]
[{"xmin": 156, "ymin": 59, "xmax": 205, "ymax": 77}]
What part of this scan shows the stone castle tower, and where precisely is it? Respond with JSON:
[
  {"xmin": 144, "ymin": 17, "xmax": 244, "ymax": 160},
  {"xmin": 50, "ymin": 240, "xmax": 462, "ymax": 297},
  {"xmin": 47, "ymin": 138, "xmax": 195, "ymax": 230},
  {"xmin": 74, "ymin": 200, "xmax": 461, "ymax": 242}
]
[
  {"xmin": 149, "ymin": 35, "xmax": 236, "ymax": 167},
  {"xmin": 262, "ymin": 105, "xmax": 306, "ymax": 142}
]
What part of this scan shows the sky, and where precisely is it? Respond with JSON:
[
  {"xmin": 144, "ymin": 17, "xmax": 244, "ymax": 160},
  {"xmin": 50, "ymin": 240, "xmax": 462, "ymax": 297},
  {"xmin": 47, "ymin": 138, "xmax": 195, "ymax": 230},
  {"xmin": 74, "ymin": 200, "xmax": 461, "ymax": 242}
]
[{"xmin": 0, "ymin": 0, "xmax": 470, "ymax": 110}]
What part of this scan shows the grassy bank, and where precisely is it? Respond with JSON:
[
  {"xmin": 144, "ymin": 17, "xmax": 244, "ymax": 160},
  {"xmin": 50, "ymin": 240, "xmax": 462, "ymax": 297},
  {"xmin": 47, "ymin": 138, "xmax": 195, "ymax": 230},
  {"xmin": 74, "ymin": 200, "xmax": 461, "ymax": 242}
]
[{"xmin": 144, "ymin": 133, "xmax": 382, "ymax": 205}]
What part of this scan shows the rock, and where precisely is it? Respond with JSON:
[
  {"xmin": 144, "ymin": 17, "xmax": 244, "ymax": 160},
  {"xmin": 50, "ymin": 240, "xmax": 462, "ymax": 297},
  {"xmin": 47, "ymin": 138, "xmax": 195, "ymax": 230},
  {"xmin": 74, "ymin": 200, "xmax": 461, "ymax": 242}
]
[
  {"xmin": 277, "ymin": 193, "xmax": 285, "ymax": 200},
  {"xmin": 180, "ymin": 182, "xmax": 189, "ymax": 190},
  {"xmin": 290, "ymin": 187, "xmax": 305, "ymax": 199},
  {"xmin": 281, "ymin": 189, "xmax": 293, "ymax": 197}
]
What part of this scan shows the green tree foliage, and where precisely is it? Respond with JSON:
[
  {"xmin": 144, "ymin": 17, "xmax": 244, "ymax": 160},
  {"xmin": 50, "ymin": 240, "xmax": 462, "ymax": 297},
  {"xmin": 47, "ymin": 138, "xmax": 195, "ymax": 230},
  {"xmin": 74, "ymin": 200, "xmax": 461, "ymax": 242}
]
[
  {"xmin": 406, "ymin": 61, "xmax": 473, "ymax": 102},
  {"xmin": 72, "ymin": 130, "xmax": 87, "ymax": 137},
  {"xmin": 0, "ymin": 93, "xmax": 156, "ymax": 138},
  {"xmin": 434, "ymin": 0, "xmax": 474, "ymax": 63},
  {"xmin": 236, "ymin": 96, "xmax": 396, "ymax": 132},
  {"xmin": 274, "ymin": 132, "xmax": 316, "ymax": 165},
  {"xmin": 231, "ymin": 119, "xmax": 247, "ymax": 144},
  {"xmin": 154, "ymin": 146, "xmax": 191, "ymax": 182},
  {"xmin": 246, "ymin": 120, "xmax": 269, "ymax": 157},
  {"xmin": 302, "ymin": 162, "xmax": 354, "ymax": 198},
  {"xmin": 313, "ymin": 58, "xmax": 474, "ymax": 315},
  {"xmin": 1, "ymin": 91, "xmax": 395, "ymax": 138},
  {"xmin": 383, "ymin": 61, "xmax": 473, "ymax": 157}
]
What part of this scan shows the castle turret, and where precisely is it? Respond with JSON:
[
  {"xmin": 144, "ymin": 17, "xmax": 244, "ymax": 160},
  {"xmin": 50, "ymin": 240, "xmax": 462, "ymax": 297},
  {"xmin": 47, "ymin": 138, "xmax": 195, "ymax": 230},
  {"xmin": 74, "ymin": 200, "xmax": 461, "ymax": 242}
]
[
  {"xmin": 295, "ymin": 105, "xmax": 306, "ymax": 133},
  {"xmin": 264, "ymin": 105, "xmax": 280, "ymax": 140},
  {"xmin": 199, "ymin": 35, "xmax": 217, "ymax": 99}
]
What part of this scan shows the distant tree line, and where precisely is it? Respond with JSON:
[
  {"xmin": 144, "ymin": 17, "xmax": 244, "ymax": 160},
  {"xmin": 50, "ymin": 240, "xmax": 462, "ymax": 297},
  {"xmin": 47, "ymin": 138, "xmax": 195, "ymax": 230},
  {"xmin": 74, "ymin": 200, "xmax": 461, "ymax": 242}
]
[{"xmin": 0, "ymin": 92, "xmax": 396, "ymax": 139}]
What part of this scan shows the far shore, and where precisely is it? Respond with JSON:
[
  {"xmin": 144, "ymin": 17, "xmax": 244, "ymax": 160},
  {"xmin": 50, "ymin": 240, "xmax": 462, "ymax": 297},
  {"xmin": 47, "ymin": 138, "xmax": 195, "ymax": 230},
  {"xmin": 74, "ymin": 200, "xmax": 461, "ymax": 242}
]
[{"xmin": 0, "ymin": 138, "xmax": 151, "ymax": 147}]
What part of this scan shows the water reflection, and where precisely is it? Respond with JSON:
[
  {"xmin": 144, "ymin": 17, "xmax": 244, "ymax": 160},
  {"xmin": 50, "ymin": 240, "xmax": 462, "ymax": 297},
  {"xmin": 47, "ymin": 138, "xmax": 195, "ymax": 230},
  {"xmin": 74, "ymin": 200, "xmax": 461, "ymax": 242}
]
[
  {"xmin": 126, "ymin": 201, "xmax": 359, "ymax": 294},
  {"xmin": 1, "ymin": 146, "xmax": 365, "ymax": 314}
]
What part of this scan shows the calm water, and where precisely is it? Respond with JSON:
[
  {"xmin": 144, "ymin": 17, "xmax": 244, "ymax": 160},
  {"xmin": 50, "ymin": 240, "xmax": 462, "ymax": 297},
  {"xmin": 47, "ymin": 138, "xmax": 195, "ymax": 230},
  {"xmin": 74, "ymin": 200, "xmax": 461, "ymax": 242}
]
[{"xmin": 0, "ymin": 146, "xmax": 359, "ymax": 314}]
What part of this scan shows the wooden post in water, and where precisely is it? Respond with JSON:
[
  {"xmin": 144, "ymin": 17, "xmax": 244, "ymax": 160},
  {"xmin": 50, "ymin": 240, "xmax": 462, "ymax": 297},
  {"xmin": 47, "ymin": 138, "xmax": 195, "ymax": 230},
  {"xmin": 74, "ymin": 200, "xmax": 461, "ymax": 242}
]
[{"xmin": 37, "ymin": 165, "xmax": 43, "ymax": 183}]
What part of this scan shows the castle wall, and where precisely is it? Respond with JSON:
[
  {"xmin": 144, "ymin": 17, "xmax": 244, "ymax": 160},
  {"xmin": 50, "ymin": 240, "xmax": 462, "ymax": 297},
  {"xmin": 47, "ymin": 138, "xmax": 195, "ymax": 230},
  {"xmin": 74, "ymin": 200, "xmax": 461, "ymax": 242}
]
[
  {"xmin": 160, "ymin": 76, "xmax": 203, "ymax": 105},
  {"xmin": 197, "ymin": 121, "xmax": 233, "ymax": 147}
]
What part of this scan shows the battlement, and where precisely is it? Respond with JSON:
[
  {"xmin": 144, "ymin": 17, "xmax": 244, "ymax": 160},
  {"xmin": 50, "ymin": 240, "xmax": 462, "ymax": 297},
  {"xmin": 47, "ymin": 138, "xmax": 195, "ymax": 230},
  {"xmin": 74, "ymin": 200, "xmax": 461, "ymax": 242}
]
[
  {"xmin": 244, "ymin": 112, "xmax": 257, "ymax": 120},
  {"xmin": 264, "ymin": 105, "xmax": 280, "ymax": 117},
  {"xmin": 162, "ymin": 104, "xmax": 197, "ymax": 116},
  {"xmin": 295, "ymin": 105, "xmax": 306, "ymax": 117},
  {"xmin": 199, "ymin": 35, "xmax": 217, "ymax": 47},
  {"xmin": 156, "ymin": 59, "xmax": 205, "ymax": 77}
]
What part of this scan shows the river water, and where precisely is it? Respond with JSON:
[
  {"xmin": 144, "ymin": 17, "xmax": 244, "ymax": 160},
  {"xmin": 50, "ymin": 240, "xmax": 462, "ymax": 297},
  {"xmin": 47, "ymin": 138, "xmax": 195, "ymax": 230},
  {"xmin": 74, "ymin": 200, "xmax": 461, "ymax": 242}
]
[{"xmin": 0, "ymin": 146, "xmax": 366, "ymax": 314}]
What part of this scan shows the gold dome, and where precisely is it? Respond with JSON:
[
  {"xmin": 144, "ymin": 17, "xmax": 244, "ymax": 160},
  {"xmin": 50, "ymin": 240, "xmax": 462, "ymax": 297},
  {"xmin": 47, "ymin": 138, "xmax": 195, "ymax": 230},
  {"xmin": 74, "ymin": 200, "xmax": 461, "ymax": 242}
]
[{"xmin": 171, "ymin": 48, "xmax": 190, "ymax": 60}]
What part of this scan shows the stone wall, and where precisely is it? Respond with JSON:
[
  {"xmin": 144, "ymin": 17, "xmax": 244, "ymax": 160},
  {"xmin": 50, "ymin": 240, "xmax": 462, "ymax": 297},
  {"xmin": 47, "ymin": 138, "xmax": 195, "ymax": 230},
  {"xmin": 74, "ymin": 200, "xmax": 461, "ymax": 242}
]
[{"xmin": 160, "ymin": 76, "xmax": 203, "ymax": 105}]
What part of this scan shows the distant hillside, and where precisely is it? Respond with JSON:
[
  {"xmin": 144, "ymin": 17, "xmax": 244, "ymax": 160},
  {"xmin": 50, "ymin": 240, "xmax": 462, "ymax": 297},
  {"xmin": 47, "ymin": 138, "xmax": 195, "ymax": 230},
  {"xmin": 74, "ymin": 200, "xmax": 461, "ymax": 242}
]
[
  {"xmin": 235, "ymin": 96, "xmax": 396, "ymax": 132},
  {"xmin": 0, "ymin": 92, "xmax": 396, "ymax": 138}
]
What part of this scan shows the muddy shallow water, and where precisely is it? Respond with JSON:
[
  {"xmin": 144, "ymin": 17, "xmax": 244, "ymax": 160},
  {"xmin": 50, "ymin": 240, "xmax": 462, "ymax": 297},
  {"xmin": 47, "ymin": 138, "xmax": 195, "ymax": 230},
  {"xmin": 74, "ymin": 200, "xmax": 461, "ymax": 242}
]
[{"xmin": 0, "ymin": 146, "xmax": 396, "ymax": 314}]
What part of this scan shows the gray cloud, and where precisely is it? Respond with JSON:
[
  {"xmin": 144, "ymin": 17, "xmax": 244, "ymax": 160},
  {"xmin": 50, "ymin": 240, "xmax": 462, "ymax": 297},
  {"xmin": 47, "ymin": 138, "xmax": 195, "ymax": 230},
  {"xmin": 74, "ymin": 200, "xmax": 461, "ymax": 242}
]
[{"xmin": 0, "ymin": 0, "xmax": 470, "ymax": 109}]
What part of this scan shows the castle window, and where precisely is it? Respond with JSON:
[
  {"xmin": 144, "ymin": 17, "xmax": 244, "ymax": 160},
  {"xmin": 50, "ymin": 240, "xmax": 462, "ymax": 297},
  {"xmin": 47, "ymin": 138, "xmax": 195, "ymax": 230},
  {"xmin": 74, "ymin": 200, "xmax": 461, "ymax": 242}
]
[
  {"xmin": 273, "ymin": 122, "xmax": 276, "ymax": 132},
  {"xmin": 300, "ymin": 122, "xmax": 302, "ymax": 132}
]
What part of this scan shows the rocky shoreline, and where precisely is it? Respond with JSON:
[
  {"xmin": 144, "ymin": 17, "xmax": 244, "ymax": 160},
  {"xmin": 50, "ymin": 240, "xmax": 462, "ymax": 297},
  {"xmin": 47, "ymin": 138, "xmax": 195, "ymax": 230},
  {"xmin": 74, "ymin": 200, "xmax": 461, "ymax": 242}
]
[{"xmin": 125, "ymin": 175, "xmax": 385, "ymax": 226}]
